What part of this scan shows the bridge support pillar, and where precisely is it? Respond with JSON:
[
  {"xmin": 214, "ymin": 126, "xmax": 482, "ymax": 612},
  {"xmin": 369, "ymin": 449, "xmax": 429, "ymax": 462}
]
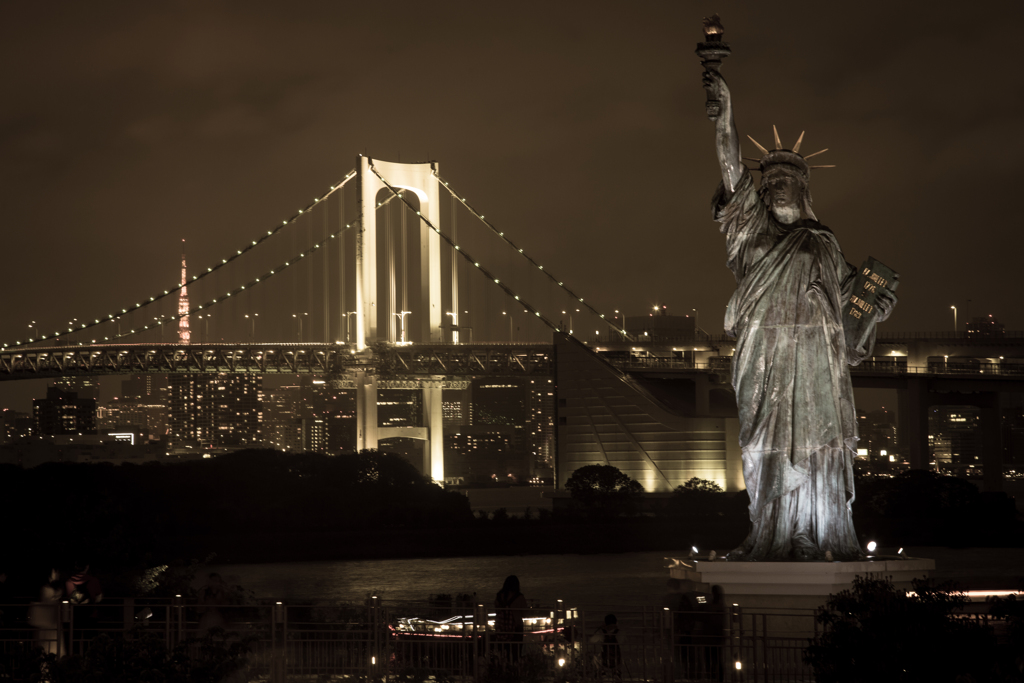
[
  {"xmin": 355, "ymin": 370, "xmax": 379, "ymax": 452},
  {"xmin": 981, "ymin": 395, "xmax": 1004, "ymax": 492},
  {"xmin": 693, "ymin": 373, "xmax": 710, "ymax": 416},
  {"xmin": 897, "ymin": 376, "xmax": 929, "ymax": 471},
  {"xmin": 423, "ymin": 384, "xmax": 444, "ymax": 483}
]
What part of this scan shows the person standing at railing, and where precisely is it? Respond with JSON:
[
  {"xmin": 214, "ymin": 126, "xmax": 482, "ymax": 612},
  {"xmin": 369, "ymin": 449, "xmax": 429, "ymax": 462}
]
[
  {"xmin": 197, "ymin": 572, "xmax": 229, "ymax": 635},
  {"xmin": 589, "ymin": 613, "xmax": 621, "ymax": 675},
  {"xmin": 702, "ymin": 585, "xmax": 728, "ymax": 682},
  {"xmin": 0, "ymin": 569, "xmax": 9, "ymax": 628},
  {"xmin": 66, "ymin": 563, "xmax": 103, "ymax": 644},
  {"xmin": 493, "ymin": 575, "xmax": 527, "ymax": 664},
  {"xmin": 28, "ymin": 568, "xmax": 63, "ymax": 655}
]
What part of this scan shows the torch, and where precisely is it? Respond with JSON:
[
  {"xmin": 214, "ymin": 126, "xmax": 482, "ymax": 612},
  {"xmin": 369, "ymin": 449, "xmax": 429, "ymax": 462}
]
[{"xmin": 695, "ymin": 14, "xmax": 731, "ymax": 121}]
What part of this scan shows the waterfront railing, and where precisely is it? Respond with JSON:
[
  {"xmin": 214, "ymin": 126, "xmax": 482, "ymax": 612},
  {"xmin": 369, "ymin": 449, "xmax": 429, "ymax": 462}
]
[{"xmin": 0, "ymin": 596, "xmax": 1010, "ymax": 681}]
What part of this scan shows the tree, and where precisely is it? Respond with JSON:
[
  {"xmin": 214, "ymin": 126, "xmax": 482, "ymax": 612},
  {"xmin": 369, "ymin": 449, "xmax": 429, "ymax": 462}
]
[
  {"xmin": 805, "ymin": 576, "xmax": 999, "ymax": 682},
  {"xmin": 857, "ymin": 469, "xmax": 1024, "ymax": 546},
  {"xmin": 669, "ymin": 477, "xmax": 725, "ymax": 518},
  {"xmin": 564, "ymin": 465, "xmax": 644, "ymax": 516},
  {"xmin": 676, "ymin": 477, "xmax": 723, "ymax": 493}
]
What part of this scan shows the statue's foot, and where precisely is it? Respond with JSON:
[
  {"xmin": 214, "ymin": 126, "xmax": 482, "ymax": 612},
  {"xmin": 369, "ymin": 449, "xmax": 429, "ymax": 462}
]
[
  {"xmin": 793, "ymin": 545, "xmax": 823, "ymax": 561},
  {"xmin": 725, "ymin": 546, "xmax": 753, "ymax": 561}
]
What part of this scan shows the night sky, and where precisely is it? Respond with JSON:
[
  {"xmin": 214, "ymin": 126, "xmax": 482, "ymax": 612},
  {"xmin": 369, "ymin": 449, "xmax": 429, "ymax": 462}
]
[{"xmin": 3, "ymin": 2, "xmax": 1023, "ymax": 409}]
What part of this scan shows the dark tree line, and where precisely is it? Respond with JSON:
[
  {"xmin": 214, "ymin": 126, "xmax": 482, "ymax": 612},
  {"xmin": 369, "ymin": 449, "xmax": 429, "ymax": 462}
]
[
  {"xmin": 561, "ymin": 465, "xmax": 1022, "ymax": 546},
  {"xmin": 0, "ymin": 449, "xmax": 472, "ymax": 592}
]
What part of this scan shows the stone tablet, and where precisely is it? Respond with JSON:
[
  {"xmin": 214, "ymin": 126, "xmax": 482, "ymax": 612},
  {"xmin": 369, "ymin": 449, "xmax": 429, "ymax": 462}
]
[{"xmin": 845, "ymin": 257, "xmax": 899, "ymax": 359}]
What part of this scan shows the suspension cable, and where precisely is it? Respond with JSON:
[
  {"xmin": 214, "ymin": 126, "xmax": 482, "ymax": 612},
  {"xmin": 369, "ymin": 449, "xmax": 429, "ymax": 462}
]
[
  {"xmin": 4, "ymin": 170, "xmax": 357, "ymax": 348},
  {"xmin": 372, "ymin": 166, "xmax": 625, "ymax": 338},
  {"xmin": 433, "ymin": 172, "xmax": 625, "ymax": 337},
  {"xmin": 371, "ymin": 165, "xmax": 589, "ymax": 336},
  {"xmin": 93, "ymin": 190, "xmax": 411, "ymax": 343}
]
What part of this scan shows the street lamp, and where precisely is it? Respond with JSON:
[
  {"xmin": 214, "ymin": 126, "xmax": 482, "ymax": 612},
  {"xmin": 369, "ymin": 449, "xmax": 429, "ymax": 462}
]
[
  {"xmin": 197, "ymin": 314, "xmax": 212, "ymax": 343},
  {"xmin": 503, "ymin": 311, "xmax": 513, "ymax": 342},
  {"xmin": 245, "ymin": 313, "xmax": 259, "ymax": 341},
  {"xmin": 293, "ymin": 313, "xmax": 308, "ymax": 342},
  {"xmin": 28, "ymin": 321, "xmax": 35, "ymax": 341},
  {"xmin": 951, "ymin": 305, "xmax": 957, "ymax": 334},
  {"xmin": 693, "ymin": 308, "xmax": 700, "ymax": 338},
  {"xmin": 394, "ymin": 311, "xmax": 411, "ymax": 343},
  {"xmin": 562, "ymin": 309, "xmax": 579, "ymax": 335}
]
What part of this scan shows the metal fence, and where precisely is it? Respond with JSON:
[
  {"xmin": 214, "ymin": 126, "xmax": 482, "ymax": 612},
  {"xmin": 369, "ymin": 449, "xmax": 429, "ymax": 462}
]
[{"xmin": 0, "ymin": 597, "xmax": 827, "ymax": 682}]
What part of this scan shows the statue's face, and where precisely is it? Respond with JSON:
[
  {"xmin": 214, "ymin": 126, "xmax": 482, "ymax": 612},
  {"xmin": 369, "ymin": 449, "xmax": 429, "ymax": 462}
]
[
  {"xmin": 766, "ymin": 174, "xmax": 801, "ymax": 209},
  {"xmin": 765, "ymin": 174, "xmax": 805, "ymax": 224}
]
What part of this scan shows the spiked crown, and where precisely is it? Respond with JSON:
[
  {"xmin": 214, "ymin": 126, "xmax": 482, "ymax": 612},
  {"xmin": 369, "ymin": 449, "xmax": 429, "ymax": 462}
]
[{"xmin": 743, "ymin": 126, "xmax": 833, "ymax": 184}]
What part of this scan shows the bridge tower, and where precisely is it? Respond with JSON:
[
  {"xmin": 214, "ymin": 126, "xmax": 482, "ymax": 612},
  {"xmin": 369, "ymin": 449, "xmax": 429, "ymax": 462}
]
[
  {"xmin": 354, "ymin": 156, "xmax": 442, "ymax": 349},
  {"xmin": 353, "ymin": 157, "xmax": 445, "ymax": 482}
]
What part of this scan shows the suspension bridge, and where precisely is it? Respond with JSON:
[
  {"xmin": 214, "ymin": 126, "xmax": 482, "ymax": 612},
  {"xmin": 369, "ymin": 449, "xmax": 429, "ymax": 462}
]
[
  {"xmin": 0, "ymin": 157, "xmax": 627, "ymax": 482},
  {"xmin": 4, "ymin": 156, "xmax": 1024, "ymax": 490}
]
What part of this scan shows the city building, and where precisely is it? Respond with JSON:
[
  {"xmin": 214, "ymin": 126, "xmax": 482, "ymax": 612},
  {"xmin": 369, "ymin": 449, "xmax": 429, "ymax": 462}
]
[
  {"xmin": 444, "ymin": 427, "xmax": 517, "ymax": 484},
  {"xmin": 527, "ymin": 379, "xmax": 555, "ymax": 477},
  {"xmin": 167, "ymin": 373, "xmax": 262, "ymax": 448},
  {"xmin": 97, "ymin": 398, "xmax": 167, "ymax": 442},
  {"xmin": 855, "ymin": 408, "xmax": 899, "ymax": 473},
  {"xmin": 930, "ymin": 406, "xmax": 984, "ymax": 476},
  {"xmin": 33, "ymin": 386, "xmax": 97, "ymax": 436},
  {"xmin": 966, "ymin": 315, "xmax": 1005, "ymax": 338},
  {"xmin": 261, "ymin": 384, "xmax": 303, "ymax": 452},
  {"xmin": 1, "ymin": 408, "xmax": 33, "ymax": 443},
  {"xmin": 52, "ymin": 376, "xmax": 100, "ymax": 401},
  {"xmin": 378, "ymin": 387, "xmax": 425, "ymax": 467}
]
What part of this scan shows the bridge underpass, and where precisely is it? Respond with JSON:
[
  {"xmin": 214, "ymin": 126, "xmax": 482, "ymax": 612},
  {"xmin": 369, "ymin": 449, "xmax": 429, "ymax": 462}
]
[{"xmin": 572, "ymin": 335, "xmax": 1024, "ymax": 493}]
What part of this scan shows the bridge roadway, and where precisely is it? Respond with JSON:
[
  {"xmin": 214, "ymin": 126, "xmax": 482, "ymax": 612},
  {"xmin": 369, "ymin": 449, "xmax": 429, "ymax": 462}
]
[
  {"xmin": 0, "ymin": 341, "xmax": 555, "ymax": 382},
  {"xmin": 5, "ymin": 333, "xmax": 1022, "ymax": 382}
]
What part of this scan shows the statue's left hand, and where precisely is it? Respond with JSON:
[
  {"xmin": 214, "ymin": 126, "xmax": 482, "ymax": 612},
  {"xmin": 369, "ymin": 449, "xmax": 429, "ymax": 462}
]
[{"xmin": 875, "ymin": 288, "xmax": 897, "ymax": 322}]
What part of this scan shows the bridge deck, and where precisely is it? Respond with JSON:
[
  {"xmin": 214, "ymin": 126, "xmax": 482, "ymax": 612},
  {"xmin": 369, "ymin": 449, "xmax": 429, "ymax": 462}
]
[{"xmin": 0, "ymin": 342, "xmax": 554, "ymax": 381}]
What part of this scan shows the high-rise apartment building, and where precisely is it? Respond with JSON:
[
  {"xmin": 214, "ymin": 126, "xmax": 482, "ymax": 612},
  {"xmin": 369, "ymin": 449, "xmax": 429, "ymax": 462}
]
[
  {"xmin": 167, "ymin": 373, "xmax": 262, "ymax": 447},
  {"xmin": 261, "ymin": 384, "xmax": 303, "ymax": 451},
  {"xmin": 527, "ymin": 378, "xmax": 555, "ymax": 476},
  {"xmin": 929, "ymin": 406, "xmax": 983, "ymax": 475}
]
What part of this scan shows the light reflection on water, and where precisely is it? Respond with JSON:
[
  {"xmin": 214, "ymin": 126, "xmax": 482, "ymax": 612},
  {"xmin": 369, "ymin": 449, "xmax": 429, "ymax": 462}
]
[
  {"xmin": 202, "ymin": 547, "xmax": 1024, "ymax": 610},
  {"xmin": 205, "ymin": 551, "xmax": 681, "ymax": 610}
]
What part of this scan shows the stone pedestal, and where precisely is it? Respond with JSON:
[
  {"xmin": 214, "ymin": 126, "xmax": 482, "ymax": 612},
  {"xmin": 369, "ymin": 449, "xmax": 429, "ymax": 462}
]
[{"xmin": 670, "ymin": 557, "xmax": 936, "ymax": 611}]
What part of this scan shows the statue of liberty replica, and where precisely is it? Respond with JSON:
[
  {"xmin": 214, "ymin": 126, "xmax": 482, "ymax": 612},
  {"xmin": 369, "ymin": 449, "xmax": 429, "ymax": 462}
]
[{"xmin": 698, "ymin": 16, "xmax": 898, "ymax": 561}]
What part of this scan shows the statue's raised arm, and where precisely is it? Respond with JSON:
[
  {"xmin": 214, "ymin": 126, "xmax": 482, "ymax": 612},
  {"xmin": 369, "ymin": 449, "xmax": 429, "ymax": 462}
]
[{"xmin": 703, "ymin": 70, "xmax": 743, "ymax": 198}]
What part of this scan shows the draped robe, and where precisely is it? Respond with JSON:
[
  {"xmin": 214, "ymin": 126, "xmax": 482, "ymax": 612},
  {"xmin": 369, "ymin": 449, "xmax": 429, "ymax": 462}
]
[{"xmin": 714, "ymin": 171, "xmax": 870, "ymax": 561}]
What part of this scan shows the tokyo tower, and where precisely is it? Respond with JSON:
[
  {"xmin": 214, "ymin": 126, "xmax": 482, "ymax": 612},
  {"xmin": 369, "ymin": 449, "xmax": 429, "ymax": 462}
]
[{"xmin": 178, "ymin": 240, "xmax": 190, "ymax": 344}]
